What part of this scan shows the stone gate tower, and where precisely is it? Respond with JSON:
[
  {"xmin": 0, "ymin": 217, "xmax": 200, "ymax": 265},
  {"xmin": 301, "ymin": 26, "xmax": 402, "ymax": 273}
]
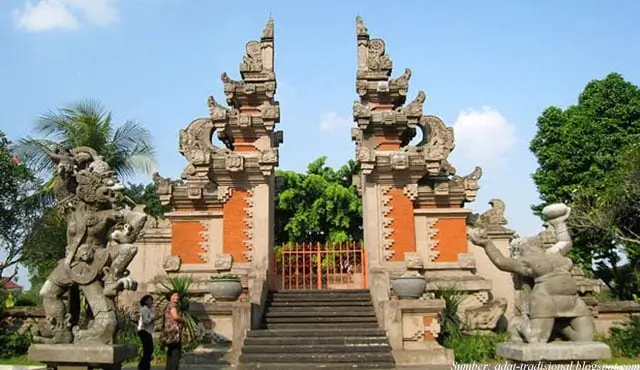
[
  {"xmin": 352, "ymin": 16, "xmax": 482, "ymax": 297},
  {"xmin": 151, "ymin": 19, "xmax": 282, "ymax": 296},
  {"xmin": 351, "ymin": 19, "xmax": 503, "ymax": 364}
]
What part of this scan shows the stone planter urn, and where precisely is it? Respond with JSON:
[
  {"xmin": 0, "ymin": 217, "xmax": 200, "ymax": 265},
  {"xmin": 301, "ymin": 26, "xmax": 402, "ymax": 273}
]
[
  {"xmin": 208, "ymin": 274, "xmax": 243, "ymax": 301},
  {"xmin": 391, "ymin": 274, "xmax": 426, "ymax": 299}
]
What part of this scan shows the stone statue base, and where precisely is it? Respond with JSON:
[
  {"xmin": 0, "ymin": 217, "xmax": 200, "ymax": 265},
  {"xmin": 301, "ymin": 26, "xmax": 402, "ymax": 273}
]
[
  {"xmin": 497, "ymin": 342, "xmax": 611, "ymax": 366},
  {"xmin": 28, "ymin": 344, "xmax": 137, "ymax": 370}
]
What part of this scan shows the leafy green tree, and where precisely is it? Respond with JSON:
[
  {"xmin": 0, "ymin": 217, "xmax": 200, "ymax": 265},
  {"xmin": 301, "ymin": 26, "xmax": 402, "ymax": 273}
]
[
  {"xmin": 0, "ymin": 130, "xmax": 42, "ymax": 281},
  {"xmin": 123, "ymin": 182, "xmax": 169, "ymax": 219},
  {"xmin": 275, "ymin": 157, "xmax": 361, "ymax": 245},
  {"xmin": 570, "ymin": 143, "xmax": 640, "ymax": 299},
  {"xmin": 529, "ymin": 73, "xmax": 640, "ymax": 298},
  {"xmin": 20, "ymin": 207, "xmax": 67, "ymax": 291}
]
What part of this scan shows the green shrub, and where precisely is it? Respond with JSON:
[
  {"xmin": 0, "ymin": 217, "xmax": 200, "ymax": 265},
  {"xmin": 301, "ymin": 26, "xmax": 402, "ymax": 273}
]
[
  {"xmin": 606, "ymin": 316, "xmax": 640, "ymax": 358},
  {"xmin": 14, "ymin": 295, "xmax": 38, "ymax": 307},
  {"xmin": 0, "ymin": 327, "xmax": 31, "ymax": 359},
  {"xmin": 433, "ymin": 286, "xmax": 463, "ymax": 345},
  {"xmin": 444, "ymin": 332, "xmax": 508, "ymax": 363},
  {"xmin": 433, "ymin": 286, "xmax": 507, "ymax": 363}
]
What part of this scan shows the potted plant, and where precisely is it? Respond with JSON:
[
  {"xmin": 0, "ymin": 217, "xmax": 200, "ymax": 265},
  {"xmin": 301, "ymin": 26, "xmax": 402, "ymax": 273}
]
[
  {"xmin": 208, "ymin": 274, "xmax": 243, "ymax": 301},
  {"xmin": 390, "ymin": 271, "xmax": 426, "ymax": 299}
]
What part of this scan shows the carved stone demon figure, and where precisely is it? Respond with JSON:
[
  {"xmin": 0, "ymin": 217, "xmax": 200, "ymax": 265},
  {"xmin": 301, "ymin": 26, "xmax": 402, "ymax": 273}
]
[
  {"xmin": 32, "ymin": 147, "xmax": 147, "ymax": 345},
  {"xmin": 469, "ymin": 203, "xmax": 595, "ymax": 343}
]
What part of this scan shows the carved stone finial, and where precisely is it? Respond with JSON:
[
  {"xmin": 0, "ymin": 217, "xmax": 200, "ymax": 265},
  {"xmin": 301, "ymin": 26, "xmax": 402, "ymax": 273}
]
[
  {"xmin": 474, "ymin": 199, "xmax": 508, "ymax": 228},
  {"xmin": 451, "ymin": 166, "xmax": 482, "ymax": 202},
  {"xmin": 356, "ymin": 16, "xmax": 368, "ymax": 37},
  {"xmin": 262, "ymin": 18, "xmax": 274, "ymax": 40}
]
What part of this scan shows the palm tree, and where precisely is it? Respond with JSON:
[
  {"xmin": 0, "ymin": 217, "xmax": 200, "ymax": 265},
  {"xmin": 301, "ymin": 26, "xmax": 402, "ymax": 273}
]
[{"xmin": 18, "ymin": 99, "xmax": 156, "ymax": 180}]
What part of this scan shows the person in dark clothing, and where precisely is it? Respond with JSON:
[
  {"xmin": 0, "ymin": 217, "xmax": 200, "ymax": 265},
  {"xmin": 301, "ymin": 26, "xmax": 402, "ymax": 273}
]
[{"xmin": 137, "ymin": 294, "xmax": 156, "ymax": 370}]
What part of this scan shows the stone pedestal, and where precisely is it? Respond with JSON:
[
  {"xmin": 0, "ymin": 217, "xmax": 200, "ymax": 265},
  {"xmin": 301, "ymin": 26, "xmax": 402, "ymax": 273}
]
[
  {"xmin": 28, "ymin": 344, "xmax": 137, "ymax": 370},
  {"xmin": 383, "ymin": 299, "xmax": 454, "ymax": 366},
  {"xmin": 497, "ymin": 342, "xmax": 611, "ymax": 367}
]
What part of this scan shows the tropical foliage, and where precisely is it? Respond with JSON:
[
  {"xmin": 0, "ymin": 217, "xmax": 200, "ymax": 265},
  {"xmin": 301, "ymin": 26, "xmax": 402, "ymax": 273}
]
[
  {"xmin": 529, "ymin": 72, "xmax": 640, "ymax": 299},
  {"xmin": 275, "ymin": 156, "xmax": 361, "ymax": 245},
  {"xmin": 0, "ymin": 131, "xmax": 43, "ymax": 280},
  {"xmin": 17, "ymin": 99, "xmax": 155, "ymax": 179}
]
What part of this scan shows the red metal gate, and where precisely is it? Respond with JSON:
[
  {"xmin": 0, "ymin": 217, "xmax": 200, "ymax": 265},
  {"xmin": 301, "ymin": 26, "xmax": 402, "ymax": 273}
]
[{"xmin": 271, "ymin": 241, "xmax": 367, "ymax": 291}]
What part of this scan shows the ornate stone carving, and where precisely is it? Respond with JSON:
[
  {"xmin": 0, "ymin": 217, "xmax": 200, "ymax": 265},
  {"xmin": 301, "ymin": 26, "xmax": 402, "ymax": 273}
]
[
  {"xmin": 258, "ymin": 148, "xmax": 279, "ymax": 176},
  {"xmin": 402, "ymin": 91, "xmax": 426, "ymax": 119},
  {"xmin": 451, "ymin": 166, "xmax": 482, "ymax": 202},
  {"xmin": 462, "ymin": 298, "xmax": 508, "ymax": 332},
  {"xmin": 152, "ymin": 172, "xmax": 173, "ymax": 206},
  {"xmin": 225, "ymin": 154, "xmax": 244, "ymax": 172},
  {"xmin": 31, "ymin": 146, "xmax": 147, "ymax": 345},
  {"xmin": 198, "ymin": 221, "xmax": 209, "ymax": 263},
  {"xmin": 163, "ymin": 255, "xmax": 181, "ymax": 272},
  {"xmin": 379, "ymin": 185, "xmax": 395, "ymax": 260},
  {"xmin": 425, "ymin": 218, "xmax": 439, "ymax": 262},
  {"xmin": 216, "ymin": 185, "xmax": 233, "ymax": 203},
  {"xmin": 213, "ymin": 253, "xmax": 232, "ymax": 271},
  {"xmin": 242, "ymin": 189, "xmax": 255, "ymax": 262},
  {"xmin": 475, "ymin": 199, "xmax": 508, "ymax": 228},
  {"xmin": 419, "ymin": 115, "xmax": 455, "ymax": 176},
  {"xmin": 405, "ymin": 252, "xmax": 423, "ymax": 270},
  {"xmin": 390, "ymin": 152, "xmax": 409, "ymax": 170},
  {"xmin": 403, "ymin": 184, "xmax": 418, "ymax": 201},
  {"xmin": 469, "ymin": 203, "xmax": 596, "ymax": 343}
]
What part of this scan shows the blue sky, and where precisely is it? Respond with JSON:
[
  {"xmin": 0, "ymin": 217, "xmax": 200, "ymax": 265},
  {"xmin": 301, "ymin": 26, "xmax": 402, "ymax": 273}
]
[{"xmin": 1, "ymin": 0, "xmax": 639, "ymax": 287}]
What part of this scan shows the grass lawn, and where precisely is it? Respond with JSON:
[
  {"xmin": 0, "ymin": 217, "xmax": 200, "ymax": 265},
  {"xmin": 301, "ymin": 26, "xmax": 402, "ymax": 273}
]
[
  {"xmin": 0, "ymin": 356, "xmax": 42, "ymax": 366},
  {"xmin": 597, "ymin": 357, "xmax": 640, "ymax": 364}
]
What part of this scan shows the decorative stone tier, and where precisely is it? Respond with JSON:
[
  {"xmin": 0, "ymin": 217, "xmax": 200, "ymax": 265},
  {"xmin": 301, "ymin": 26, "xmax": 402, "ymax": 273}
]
[
  {"xmin": 497, "ymin": 342, "xmax": 611, "ymax": 366},
  {"xmin": 28, "ymin": 344, "xmax": 137, "ymax": 370}
]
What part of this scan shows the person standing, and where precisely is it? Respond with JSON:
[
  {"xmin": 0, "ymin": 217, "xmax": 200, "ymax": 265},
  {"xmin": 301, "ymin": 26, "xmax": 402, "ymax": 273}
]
[
  {"xmin": 137, "ymin": 295, "xmax": 156, "ymax": 370},
  {"xmin": 161, "ymin": 291, "xmax": 184, "ymax": 370}
]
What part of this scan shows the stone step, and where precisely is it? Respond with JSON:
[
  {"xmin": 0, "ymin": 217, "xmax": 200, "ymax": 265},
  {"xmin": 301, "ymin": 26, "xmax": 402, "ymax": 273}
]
[
  {"xmin": 263, "ymin": 316, "xmax": 378, "ymax": 324},
  {"xmin": 239, "ymin": 352, "xmax": 395, "ymax": 364},
  {"xmin": 238, "ymin": 363, "xmax": 395, "ymax": 369},
  {"xmin": 268, "ymin": 300, "xmax": 374, "ymax": 307},
  {"xmin": 272, "ymin": 289, "xmax": 369, "ymax": 294},
  {"xmin": 246, "ymin": 328, "xmax": 387, "ymax": 337},
  {"xmin": 269, "ymin": 296, "xmax": 372, "ymax": 302},
  {"xmin": 244, "ymin": 336, "xmax": 389, "ymax": 346},
  {"xmin": 264, "ymin": 310, "xmax": 376, "ymax": 318},
  {"xmin": 264, "ymin": 322, "xmax": 381, "ymax": 329},
  {"xmin": 242, "ymin": 343, "xmax": 391, "ymax": 353}
]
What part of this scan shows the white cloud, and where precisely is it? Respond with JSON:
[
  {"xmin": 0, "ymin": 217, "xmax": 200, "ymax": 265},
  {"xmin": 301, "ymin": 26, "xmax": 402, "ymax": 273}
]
[
  {"xmin": 319, "ymin": 112, "xmax": 352, "ymax": 133},
  {"xmin": 451, "ymin": 106, "xmax": 517, "ymax": 166},
  {"xmin": 13, "ymin": 0, "xmax": 119, "ymax": 32}
]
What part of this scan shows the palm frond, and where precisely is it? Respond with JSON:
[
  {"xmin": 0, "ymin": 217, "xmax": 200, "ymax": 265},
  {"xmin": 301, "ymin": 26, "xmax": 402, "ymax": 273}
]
[
  {"xmin": 22, "ymin": 98, "xmax": 156, "ymax": 181},
  {"xmin": 14, "ymin": 137, "xmax": 60, "ymax": 177},
  {"xmin": 108, "ymin": 119, "xmax": 156, "ymax": 177}
]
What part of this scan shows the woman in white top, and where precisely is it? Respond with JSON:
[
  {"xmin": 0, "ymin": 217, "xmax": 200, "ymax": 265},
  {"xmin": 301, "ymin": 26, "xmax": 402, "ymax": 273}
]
[{"xmin": 137, "ymin": 294, "xmax": 156, "ymax": 370}]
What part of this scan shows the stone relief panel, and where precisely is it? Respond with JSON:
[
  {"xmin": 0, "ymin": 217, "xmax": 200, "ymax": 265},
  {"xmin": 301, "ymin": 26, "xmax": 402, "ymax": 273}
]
[
  {"xmin": 425, "ymin": 218, "xmax": 439, "ymax": 262},
  {"xmin": 379, "ymin": 185, "xmax": 395, "ymax": 261},
  {"xmin": 198, "ymin": 220, "xmax": 210, "ymax": 263},
  {"xmin": 242, "ymin": 189, "xmax": 255, "ymax": 262}
]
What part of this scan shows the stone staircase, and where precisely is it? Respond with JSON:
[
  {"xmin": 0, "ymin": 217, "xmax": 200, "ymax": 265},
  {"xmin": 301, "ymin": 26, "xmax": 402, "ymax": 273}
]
[{"xmin": 238, "ymin": 289, "xmax": 396, "ymax": 369}]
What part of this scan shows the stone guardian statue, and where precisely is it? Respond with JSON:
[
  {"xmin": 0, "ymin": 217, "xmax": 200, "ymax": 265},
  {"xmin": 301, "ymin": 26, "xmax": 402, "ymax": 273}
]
[
  {"xmin": 468, "ymin": 203, "xmax": 595, "ymax": 343},
  {"xmin": 30, "ymin": 146, "xmax": 147, "ymax": 346}
]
